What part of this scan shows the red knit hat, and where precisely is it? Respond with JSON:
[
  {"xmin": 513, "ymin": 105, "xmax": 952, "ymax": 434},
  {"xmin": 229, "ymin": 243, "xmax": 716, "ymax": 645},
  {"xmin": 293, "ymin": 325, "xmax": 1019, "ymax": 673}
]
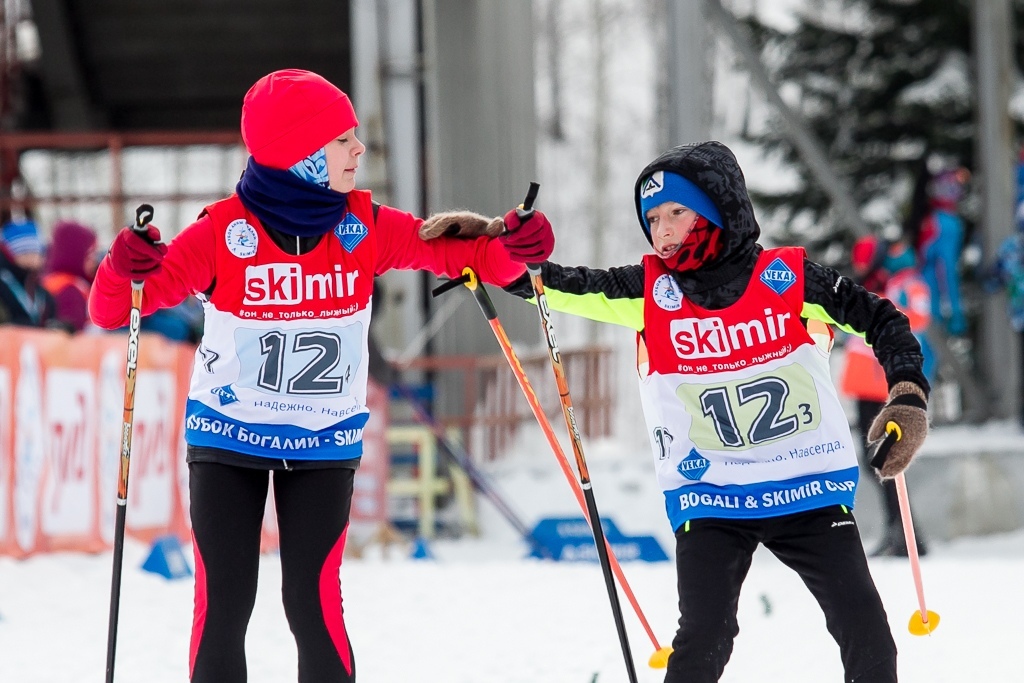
[
  {"xmin": 850, "ymin": 235, "xmax": 880, "ymax": 275},
  {"xmin": 241, "ymin": 69, "xmax": 359, "ymax": 170}
]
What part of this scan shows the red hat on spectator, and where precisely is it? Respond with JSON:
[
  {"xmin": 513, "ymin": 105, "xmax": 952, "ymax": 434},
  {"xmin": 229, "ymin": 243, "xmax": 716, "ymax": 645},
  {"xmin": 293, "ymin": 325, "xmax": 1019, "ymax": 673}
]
[
  {"xmin": 850, "ymin": 235, "xmax": 880, "ymax": 276},
  {"xmin": 241, "ymin": 69, "xmax": 359, "ymax": 170}
]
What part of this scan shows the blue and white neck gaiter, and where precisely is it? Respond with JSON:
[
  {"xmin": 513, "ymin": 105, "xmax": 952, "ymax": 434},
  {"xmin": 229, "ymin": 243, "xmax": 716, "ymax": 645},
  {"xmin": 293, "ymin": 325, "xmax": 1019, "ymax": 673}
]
[{"xmin": 289, "ymin": 147, "xmax": 331, "ymax": 188}]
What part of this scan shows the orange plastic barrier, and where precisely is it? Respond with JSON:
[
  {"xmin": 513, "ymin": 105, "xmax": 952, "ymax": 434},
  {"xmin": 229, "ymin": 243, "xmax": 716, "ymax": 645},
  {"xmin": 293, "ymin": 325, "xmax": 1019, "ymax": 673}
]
[{"xmin": 0, "ymin": 328, "xmax": 390, "ymax": 558}]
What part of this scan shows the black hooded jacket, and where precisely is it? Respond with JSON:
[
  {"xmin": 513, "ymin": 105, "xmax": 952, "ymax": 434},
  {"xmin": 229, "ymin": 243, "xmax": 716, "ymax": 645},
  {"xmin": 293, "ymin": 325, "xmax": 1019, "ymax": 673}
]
[{"xmin": 504, "ymin": 141, "xmax": 929, "ymax": 393}]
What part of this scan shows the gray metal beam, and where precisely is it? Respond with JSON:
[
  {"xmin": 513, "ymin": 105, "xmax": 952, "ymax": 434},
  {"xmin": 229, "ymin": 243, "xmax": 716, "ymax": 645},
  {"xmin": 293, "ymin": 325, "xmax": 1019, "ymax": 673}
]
[
  {"xmin": 30, "ymin": 0, "xmax": 104, "ymax": 128},
  {"xmin": 666, "ymin": 0, "xmax": 712, "ymax": 146},
  {"xmin": 974, "ymin": 0, "xmax": 1018, "ymax": 422},
  {"xmin": 423, "ymin": 0, "xmax": 538, "ymax": 354}
]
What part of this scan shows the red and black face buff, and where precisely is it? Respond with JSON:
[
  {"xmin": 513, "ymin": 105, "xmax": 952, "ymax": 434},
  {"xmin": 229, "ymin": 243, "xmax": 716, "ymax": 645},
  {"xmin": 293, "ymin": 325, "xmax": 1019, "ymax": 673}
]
[{"xmin": 661, "ymin": 216, "xmax": 723, "ymax": 271}]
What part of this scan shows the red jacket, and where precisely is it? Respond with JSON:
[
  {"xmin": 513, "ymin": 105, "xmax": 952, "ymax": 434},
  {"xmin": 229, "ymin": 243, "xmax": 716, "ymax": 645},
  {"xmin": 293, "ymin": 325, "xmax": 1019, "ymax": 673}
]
[{"xmin": 90, "ymin": 198, "xmax": 524, "ymax": 328}]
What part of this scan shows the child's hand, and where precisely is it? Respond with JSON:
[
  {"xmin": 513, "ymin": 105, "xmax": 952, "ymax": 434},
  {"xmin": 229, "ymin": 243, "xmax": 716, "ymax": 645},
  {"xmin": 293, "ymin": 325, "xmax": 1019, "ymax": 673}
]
[
  {"xmin": 868, "ymin": 382, "xmax": 929, "ymax": 479},
  {"xmin": 107, "ymin": 225, "xmax": 168, "ymax": 280},
  {"xmin": 418, "ymin": 211, "xmax": 504, "ymax": 240},
  {"xmin": 500, "ymin": 208, "xmax": 554, "ymax": 263}
]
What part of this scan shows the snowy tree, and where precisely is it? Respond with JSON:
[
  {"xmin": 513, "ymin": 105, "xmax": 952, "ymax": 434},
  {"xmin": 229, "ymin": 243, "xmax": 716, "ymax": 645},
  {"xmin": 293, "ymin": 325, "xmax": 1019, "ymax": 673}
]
[{"xmin": 738, "ymin": 0, "xmax": 1024, "ymax": 257}]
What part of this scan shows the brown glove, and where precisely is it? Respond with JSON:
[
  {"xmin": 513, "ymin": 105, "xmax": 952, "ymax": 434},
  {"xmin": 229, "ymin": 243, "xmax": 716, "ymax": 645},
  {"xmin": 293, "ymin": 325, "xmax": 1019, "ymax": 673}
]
[
  {"xmin": 867, "ymin": 381, "xmax": 929, "ymax": 479},
  {"xmin": 418, "ymin": 210, "xmax": 505, "ymax": 240}
]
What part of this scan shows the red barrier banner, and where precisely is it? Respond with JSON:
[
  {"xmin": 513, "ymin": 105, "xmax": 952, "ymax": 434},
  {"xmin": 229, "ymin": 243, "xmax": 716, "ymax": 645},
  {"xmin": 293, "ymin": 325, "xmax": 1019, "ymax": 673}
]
[
  {"xmin": 0, "ymin": 328, "xmax": 390, "ymax": 557},
  {"xmin": 0, "ymin": 329, "xmax": 193, "ymax": 557}
]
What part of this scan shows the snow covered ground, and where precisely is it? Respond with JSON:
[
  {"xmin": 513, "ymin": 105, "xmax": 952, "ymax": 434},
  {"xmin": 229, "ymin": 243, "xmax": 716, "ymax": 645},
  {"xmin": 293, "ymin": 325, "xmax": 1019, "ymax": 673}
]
[
  {"xmin": 3, "ymin": 424, "xmax": 1023, "ymax": 683},
  {"xmin": 2, "ymin": 525, "xmax": 1022, "ymax": 682},
  {"xmin": 5, "ymin": 1, "xmax": 1022, "ymax": 680}
]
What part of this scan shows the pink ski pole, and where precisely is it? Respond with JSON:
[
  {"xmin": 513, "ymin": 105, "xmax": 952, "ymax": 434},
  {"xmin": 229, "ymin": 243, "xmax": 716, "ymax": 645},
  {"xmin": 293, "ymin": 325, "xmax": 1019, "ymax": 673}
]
[{"xmin": 873, "ymin": 422, "xmax": 940, "ymax": 634}]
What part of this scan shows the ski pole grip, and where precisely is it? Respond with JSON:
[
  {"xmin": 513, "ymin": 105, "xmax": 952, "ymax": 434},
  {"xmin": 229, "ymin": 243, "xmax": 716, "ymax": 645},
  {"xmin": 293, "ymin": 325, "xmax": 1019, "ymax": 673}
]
[
  {"xmin": 516, "ymin": 181, "xmax": 540, "ymax": 223},
  {"xmin": 870, "ymin": 421, "xmax": 901, "ymax": 469},
  {"xmin": 129, "ymin": 204, "xmax": 156, "ymax": 289},
  {"xmin": 134, "ymin": 204, "xmax": 154, "ymax": 234},
  {"xmin": 516, "ymin": 182, "xmax": 544, "ymax": 274}
]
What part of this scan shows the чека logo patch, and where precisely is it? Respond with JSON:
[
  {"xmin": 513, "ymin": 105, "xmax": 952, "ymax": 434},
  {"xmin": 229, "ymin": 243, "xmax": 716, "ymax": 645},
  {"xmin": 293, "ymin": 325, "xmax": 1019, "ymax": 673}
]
[
  {"xmin": 335, "ymin": 214, "xmax": 368, "ymax": 253},
  {"xmin": 211, "ymin": 385, "xmax": 238, "ymax": 406},
  {"xmin": 760, "ymin": 258, "xmax": 796, "ymax": 295},
  {"xmin": 677, "ymin": 448, "xmax": 710, "ymax": 481}
]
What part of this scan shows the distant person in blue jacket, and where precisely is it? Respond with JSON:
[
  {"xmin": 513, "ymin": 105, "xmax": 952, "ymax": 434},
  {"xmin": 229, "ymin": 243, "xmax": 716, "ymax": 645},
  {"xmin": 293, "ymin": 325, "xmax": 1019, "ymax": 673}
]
[
  {"xmin": 914, "ymin": 167, "xmax": 970, "ymax": 336},
  {"xmin": 986, "ymin": 147, "xmax": 1024, "ymax": 425}
]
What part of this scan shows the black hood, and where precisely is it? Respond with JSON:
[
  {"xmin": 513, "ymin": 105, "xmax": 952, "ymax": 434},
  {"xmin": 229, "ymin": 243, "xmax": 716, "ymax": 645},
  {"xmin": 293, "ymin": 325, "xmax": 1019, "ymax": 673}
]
[{"xmin": 634, "ymin": 141, "xmax": 762, "ymax": 295}]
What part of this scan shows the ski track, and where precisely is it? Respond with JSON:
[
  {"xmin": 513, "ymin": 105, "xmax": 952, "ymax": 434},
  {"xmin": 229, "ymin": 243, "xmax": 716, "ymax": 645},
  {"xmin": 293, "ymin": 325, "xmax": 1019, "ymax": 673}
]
[{"xmin": 1, "ymin": 533, "xmax": 1021, "ymax": 682}]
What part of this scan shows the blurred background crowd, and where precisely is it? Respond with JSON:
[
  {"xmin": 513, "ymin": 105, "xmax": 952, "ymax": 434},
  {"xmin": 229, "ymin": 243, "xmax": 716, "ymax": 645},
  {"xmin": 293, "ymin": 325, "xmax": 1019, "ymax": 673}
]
[{"xmin": 3, "ymin": 0, "xmax": 1024, "ymax": 550}]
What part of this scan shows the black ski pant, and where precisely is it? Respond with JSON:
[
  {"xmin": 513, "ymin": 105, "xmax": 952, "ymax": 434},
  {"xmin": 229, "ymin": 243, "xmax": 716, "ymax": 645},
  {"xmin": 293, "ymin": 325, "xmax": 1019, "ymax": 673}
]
[
  {"xmin": 189, "ymin": 462, "xmax": 356, "ymax": 683},
  {"xmin": 665, "ymin": 506, "xmax": 897, "ymax": 683}
]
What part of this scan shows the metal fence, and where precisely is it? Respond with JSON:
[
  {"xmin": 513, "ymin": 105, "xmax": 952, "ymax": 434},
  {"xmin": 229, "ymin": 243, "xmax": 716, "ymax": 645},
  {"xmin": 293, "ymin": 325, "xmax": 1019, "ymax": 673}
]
[{"xmin": 400, "ymin": 346, "xmax": 615, "ymax": 461}]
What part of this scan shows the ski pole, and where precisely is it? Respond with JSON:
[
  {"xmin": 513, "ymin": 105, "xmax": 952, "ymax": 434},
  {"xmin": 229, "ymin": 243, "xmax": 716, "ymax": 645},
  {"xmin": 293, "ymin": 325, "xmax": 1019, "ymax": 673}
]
[
  {"xmin": 105, "ymin": 204, "xmax": 155, "ymax": 683},
  {"xmin": 445, "ymin": 266, "xmax": 666, "ymax": 672},
  {"xmin": 434, "ymin": 266, "xmax": 668, "ymax": 664},
  {"xmin": 515, "ymin": 184, "xmax": 637, "ymax": 682},
  {"xmin": 872, "ymin": 423, "xmax": 940, "ymax": 635},
  {"xmin": 391, "ymin": 381, "xmax": 552, "ymax": 557}
]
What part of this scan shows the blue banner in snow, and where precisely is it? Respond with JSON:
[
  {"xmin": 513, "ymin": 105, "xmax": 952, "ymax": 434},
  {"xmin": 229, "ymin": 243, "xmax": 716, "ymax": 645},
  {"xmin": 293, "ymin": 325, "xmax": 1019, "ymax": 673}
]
[{"xmin": 527, "ymin": 516, "xmax": 669, "ymax": 562}]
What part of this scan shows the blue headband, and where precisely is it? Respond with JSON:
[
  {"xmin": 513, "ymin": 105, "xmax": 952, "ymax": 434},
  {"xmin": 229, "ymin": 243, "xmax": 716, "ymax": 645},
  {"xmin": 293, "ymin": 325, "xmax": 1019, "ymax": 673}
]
[{"xmin": 639, "ymin": 171, "xmax": 722, "ymax": 232}]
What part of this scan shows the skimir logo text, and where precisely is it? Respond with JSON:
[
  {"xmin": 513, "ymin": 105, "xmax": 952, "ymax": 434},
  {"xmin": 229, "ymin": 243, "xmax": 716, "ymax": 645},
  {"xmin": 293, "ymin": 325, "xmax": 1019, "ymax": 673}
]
[
  {"xmin": 243, "ymin": 263, "xmax": 360, "ymax": 305},
  {"xmin": 671, "ymin": 308, "xmax": 791, "ymax": 358}
]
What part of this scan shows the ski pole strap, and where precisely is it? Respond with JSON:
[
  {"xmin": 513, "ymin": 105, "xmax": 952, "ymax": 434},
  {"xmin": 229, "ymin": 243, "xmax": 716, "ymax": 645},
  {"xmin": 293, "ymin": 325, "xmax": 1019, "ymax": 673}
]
[
  {"xmin": 130, "ymin": 203, "xmax": 156, "ymax": 288},
  {"xmin": 431, "ymin": 273, "xmax": 471, "ymax": 298},
  {"xmin": 869, "ymin": 391, "xmax": 925, "ymax": 469},
  {"xmin": 457, "ymin": 267, "xmax": 500, "ymax": 320},
  {"xmin": 870, "ymin": 420, "xmax": 901, "ymax": 469},
  {"xmin": 885, "ymin": 392, "xmax": 927, "ymax": 410}
]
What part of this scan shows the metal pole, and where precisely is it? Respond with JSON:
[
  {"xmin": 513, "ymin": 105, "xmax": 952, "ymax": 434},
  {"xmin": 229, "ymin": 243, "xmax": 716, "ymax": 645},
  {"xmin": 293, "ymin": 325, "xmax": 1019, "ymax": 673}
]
[{"xmin": 973, "ymin": 0, "xmax": 1019, "ymax": 421}]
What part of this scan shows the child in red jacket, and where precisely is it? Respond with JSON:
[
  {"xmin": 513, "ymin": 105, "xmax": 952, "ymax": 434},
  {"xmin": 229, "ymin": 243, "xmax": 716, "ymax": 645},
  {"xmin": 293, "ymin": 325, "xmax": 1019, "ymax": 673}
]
[{"xmin": 90, "ymin": 69, "xmax": 552, "ymax": 683}]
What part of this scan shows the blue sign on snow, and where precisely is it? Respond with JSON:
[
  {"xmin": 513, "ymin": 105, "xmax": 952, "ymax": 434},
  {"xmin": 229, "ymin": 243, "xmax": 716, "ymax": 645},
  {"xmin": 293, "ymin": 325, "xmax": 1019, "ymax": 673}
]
[
  {"xmin": 141, "ymin": 534, "xmax": 193, "ymax": 580},
  {"xmin": 527, "ymin": 516, "xmax": 669, "ymax": 563}
]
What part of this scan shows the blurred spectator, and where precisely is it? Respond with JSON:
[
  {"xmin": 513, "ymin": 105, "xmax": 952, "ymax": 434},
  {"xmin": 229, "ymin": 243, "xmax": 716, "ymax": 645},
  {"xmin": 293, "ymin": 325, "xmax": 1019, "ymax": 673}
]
[
  {"xmin": 985, "ymin": 145, "xmax": 1024, "ymax": 425},
  {"xmin": 988, "ymin": 145, "xmax": 1024, "ymax": 332},
  {"xmin": 840, "ymin": 234, "xmax": 933, "ymax": 556},
  {"xmin": 0, "ymin": 218, "xmax": 58, "ymax": 327},
  {"xmin": 41, "ymin": 220, "xmax": 99, "ymax": 332},
  {"xmin": 909, "ymin": 165, "xmax": 970, "ymax": 336},
  {"xmin": 141, "ymin": 297, "xmax": 205, "ymax": 344}
]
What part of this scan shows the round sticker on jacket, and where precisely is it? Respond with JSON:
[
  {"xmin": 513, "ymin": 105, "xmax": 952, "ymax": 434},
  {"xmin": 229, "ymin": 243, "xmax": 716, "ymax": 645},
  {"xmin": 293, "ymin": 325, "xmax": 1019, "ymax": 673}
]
[
  {"xmin": 225, "ymin": 219, "xmax": 258, "ymax": 258},
  {"xmin": 653, "ymin": 273, "xmax": 683, "ymax": 311}
]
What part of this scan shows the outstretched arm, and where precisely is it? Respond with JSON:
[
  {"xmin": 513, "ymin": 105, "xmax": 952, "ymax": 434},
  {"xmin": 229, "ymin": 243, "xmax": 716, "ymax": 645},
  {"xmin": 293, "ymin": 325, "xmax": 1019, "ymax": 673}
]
[
  {"xmin": 503, "ymin": 262, "xmax": 646, "ymax": 331},
  {"xmin": 89, "ymin": 216, "xmax": 217, "ymax": 329},
  {"xmin": 374, "ymin": 203, "xmax": 526, "ymax": 286}
]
